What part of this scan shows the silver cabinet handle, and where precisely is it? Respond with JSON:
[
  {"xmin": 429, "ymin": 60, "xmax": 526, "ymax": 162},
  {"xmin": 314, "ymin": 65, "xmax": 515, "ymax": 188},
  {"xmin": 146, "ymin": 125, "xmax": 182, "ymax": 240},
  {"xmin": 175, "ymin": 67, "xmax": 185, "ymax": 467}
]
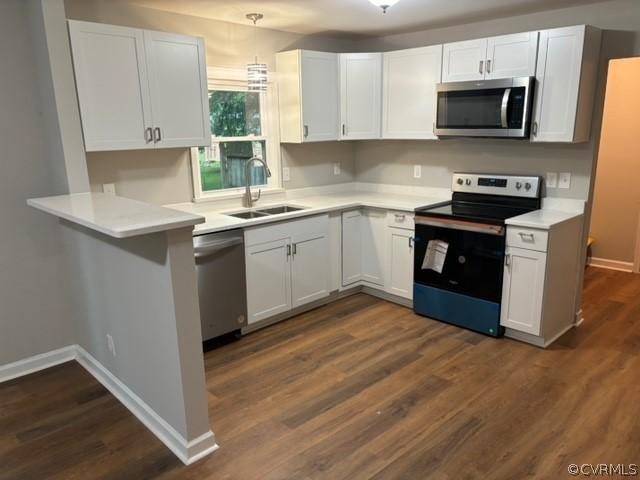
[
  {"xmin": 532, "ymin": 121, "xmax": 538, "ymax": 137},
  {"xmin": 145, "ymin": 127, "xmax": 153, "ymax": 143},
  {"xmin": 342, "ymin": 124, "xmax": 346, "ymax": 136},
  {"xmin": 505, "ymin": 254, "xmax": 511, "ymax": 267},
  {"xmin": 286, "ymin": 244, "xmax": 291, "ymax": 259},
  {"xmin": 479, "ymin": 60, "xmax": 484, "ymax": 75},
  {"xmin": 519, "ymin": 232, "xmax": 535, "ymax": 241},
  {"xmin": 486, "ymin": 59, "xmax": 492, "ymax": 73},
  {"xmin": 394, "ymin": 213, "xmax": 406, "ymax": 221},
  {"xmin": 292, "ymin": 243, "xmax": 297, "ymax": 256},
  {"xmin": 303, "ymin": 125, "xmax": 309, "ymax": 138},
  {"xmin": 153, "ymin": 127, "xmax": 162, "ymax": 143},
  {"xmin": 409, "ymin": 237, "xmax": 414, "ymax": 249}
]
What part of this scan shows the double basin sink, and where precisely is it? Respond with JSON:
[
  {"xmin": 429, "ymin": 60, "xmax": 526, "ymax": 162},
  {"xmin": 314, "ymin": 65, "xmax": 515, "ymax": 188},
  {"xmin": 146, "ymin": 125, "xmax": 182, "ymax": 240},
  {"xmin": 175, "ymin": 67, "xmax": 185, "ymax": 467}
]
[{"xmin": 225, "ymin": 205, "xmax": 306, "ymax": 220}]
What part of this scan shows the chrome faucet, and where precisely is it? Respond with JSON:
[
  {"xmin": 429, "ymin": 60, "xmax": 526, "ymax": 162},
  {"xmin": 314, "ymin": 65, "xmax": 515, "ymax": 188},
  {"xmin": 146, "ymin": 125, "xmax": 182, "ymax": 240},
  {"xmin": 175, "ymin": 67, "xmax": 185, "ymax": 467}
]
[{"xmin": 244, "ymin": 156, "xmax": 272, "ymax": 208}]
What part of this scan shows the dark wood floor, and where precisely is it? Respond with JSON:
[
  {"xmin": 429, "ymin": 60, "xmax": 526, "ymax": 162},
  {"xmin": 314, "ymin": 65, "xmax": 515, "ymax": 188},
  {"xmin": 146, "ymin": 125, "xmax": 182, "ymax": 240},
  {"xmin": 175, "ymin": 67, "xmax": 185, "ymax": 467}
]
[{"xmin": 2, "ymin": 267, "xmax": 640, "ymax": 479}]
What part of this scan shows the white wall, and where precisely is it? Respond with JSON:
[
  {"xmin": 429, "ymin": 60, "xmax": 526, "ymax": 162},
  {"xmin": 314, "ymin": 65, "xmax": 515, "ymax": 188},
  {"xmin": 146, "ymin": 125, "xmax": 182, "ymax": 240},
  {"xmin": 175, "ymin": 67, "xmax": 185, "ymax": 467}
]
[
  {"xmin": 0, "ymin": 0, "xmax": 78, "ymax": 365},
  {"xmin": 353, "ymin": 0, "xmax": 640, "ymax": 202}
]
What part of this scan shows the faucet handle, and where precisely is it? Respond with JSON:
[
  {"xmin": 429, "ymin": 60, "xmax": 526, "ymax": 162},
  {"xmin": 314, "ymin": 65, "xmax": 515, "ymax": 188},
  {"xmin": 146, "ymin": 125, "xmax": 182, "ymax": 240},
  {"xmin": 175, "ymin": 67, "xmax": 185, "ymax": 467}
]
[{"xmin": 252, "ymin": 189, "xmax": 261, "ymax": 203}]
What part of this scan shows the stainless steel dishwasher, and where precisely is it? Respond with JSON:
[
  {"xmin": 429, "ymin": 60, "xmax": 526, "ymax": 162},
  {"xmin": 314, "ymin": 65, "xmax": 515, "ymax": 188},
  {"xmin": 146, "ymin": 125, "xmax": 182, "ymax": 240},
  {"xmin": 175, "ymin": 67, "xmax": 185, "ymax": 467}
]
[{"xmin": 193, "ymin": 229, "xmax": 247, "ymax": 341}]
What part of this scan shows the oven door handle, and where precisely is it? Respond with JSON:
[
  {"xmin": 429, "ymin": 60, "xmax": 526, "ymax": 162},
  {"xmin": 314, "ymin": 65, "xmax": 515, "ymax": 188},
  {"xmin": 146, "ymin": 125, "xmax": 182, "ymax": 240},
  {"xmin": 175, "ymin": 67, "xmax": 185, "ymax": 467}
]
[
  {"xmin": 501, "ymin": 88, "xmax": 511, "ymax": 129},
  {"xmin": 415, "ymin": 216, "xmax": 505, "ymax": 236}
]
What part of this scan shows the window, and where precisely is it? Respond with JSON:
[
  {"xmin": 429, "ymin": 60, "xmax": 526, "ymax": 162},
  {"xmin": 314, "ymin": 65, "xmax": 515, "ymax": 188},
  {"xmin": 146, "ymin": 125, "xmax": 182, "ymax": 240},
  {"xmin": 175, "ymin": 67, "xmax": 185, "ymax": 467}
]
[{"xmin": 191, "ymin": 68, "xmax": 280, "ymax": 200}]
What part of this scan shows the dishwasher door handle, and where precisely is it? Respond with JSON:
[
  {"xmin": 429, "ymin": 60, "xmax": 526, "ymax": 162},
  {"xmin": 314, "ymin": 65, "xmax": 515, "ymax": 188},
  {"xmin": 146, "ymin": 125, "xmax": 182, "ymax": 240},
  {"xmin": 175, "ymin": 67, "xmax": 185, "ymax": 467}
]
[{"xmin": 194, "ymin": 238, "xmax": 243, "ymax": 259}]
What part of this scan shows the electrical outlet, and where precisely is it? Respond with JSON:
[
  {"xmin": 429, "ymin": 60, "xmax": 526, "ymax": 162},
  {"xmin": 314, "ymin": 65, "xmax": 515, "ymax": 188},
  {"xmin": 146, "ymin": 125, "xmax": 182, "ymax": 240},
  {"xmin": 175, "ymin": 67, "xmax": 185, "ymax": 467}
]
[
  {"xmin": 546, "ymin": 172, "xmax": 558, "ymax": 189},
  {"xmin": 282, "ymin": 167, "xmax": 290, "ymax": 182},
  {"xmin": 103, "ymin": 183, "xmax": 116, "ymax": 195},
  {"xmin": 333, "ymin": 162, "xmax": 341, "ymax": 176},
  {"xmin": 106, "ymin": 334, "xmax": 116, "ymax": 357},
  {"xmin": 413, "ymin": 165, "xmax": 422, "ymax": 179},
  {"xmin": 558, "ymin": 172, "xmax": 572, "ymax": 189}
]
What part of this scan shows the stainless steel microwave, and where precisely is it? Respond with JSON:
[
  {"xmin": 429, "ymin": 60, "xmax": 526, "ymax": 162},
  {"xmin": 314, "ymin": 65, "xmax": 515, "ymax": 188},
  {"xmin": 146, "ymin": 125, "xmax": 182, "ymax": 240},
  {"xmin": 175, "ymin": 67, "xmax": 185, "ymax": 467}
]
[{"xmin": 434, "ymin": 77, "xmax": 535, "ymax": 138}]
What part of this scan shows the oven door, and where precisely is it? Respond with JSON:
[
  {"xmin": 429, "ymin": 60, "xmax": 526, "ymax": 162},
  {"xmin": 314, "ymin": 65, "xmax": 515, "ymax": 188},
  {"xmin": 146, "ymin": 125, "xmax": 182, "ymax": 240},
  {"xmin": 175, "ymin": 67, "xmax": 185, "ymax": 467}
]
[
  {"xmin": 435, "ymin": 77, "xmax": 534, "ymax": 138},
  {"xmin": 413, "ymin": 217, "xmax": 506, "ymax": 303}
]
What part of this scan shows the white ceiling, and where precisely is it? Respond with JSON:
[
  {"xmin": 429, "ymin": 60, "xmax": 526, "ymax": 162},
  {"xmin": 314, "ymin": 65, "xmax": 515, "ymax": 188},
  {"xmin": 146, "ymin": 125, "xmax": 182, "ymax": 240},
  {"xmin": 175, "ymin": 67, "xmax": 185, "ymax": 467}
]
[{"xmin": 121, "ymin": 0, "xmax": 607, "ymax": 37}]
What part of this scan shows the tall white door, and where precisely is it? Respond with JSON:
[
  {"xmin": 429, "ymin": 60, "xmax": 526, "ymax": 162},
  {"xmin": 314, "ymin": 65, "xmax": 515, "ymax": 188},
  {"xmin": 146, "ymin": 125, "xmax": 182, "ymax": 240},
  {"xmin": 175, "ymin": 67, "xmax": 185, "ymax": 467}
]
[
  {"xmin": 387, "ymin": 228, "xmax": 414, "ymax": 299},
  {"xmin": 291, "ymin": 233, "xmax": 330, "ymax": 308},
  {"xmin": 301, "ymin": 51, "xmax": 340, "ymax": 142},
  {"xmin": 442, "ymin": 38, "xmax": 487, "ymax": 82},
  {"xmin": 485, "ymin": 31, "xmax": 539, "ymax": 80},
  {"xmin": 500, "ymin": 246, "xmax": 546, "ymax": 335},
  {"xmin": 340, "ymin": 53, "xmax": 382, "ymax": 140},
  {"xmin": 531, "ymin": 26, "xmax": 585, "ymax": 142},
  {"xmin": 144, "ymin": 31, "xmax": 210, "ymax": 148},
  {"xmin": 382, "ymin": 45, "xmax": 443, "ymax": 140},
  {"xmin": 68, "ymin": 21, "xmax": 153, "ymax": 151},
  {"xmin": 245, "ymin": 239, "xmax": 292, "ymax": 324},
  {"xmin": 361, "ymin": 210, "xmax": 387, "ymax": 287},
  {"xmin": 342, "ymin": 210, "xmax": 363, "ymax": 286}
]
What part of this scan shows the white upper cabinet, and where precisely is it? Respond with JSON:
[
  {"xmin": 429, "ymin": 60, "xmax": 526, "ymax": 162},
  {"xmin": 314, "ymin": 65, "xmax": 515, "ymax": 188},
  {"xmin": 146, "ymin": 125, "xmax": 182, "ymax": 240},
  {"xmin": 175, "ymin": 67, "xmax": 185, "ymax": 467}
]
[
  {"xmin": 531, "ymin": 25, "xmax": 601, "ymax": 143},
  {"xmin": 143, "ymin": 31, "xmax": 209, "ymax": 148},
  {"xmin": 276, "ymin": 50, "xmax": 339, "ymax": 143},
  {"xmin": 442, "ymin": 32, "xmax": 538, "ymax": 82},
  {"xmin": 485, "ymin": 32, "xmax": 539, "ymax": 79},
  {"xmin": 442, "ymin": 38, "xmax": 487, "ymax": 82},
  {"xmin": 68, "ymin": 20, "xmax": 210, "ymax": 152},
  {"xmin": 340, "ymin": 53, "xmax": 382, "ymax": 140},
  {"xmin": 382, "ymin": 45, "xmax": 443, "ymax": 140},
  {"xmin": 69, "ymin": 22, "xmax": 153, "ymax": 151}
]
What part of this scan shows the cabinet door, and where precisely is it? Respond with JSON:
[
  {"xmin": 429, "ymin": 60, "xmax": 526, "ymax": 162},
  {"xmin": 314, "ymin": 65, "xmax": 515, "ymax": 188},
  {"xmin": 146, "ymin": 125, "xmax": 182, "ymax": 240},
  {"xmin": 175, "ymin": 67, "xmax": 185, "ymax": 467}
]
[
  {"xmin": 531, "ymin": 26, "xmax": 585, "ymax": 143},
  {"xmin": 387, "ymin": 228, "xmax": 414, "ymax": 299},
  {"xmin": 245, "ymin": 239, "xmax": 292, "ymax": 324},
  {"xmin": 340, "ymin": 53, "xmax": 382, "ymax": 140},
  {"xmin": 485, "ymin": 32, "xmax": 539, "ymax": 79},
  {"xmin": 501, "ymin": 247, "xmax": 546, "ymax": 335},
  {"xmin": 382, "ymin": 45, "xmax": 443, "ymax": 140},
  {"xmin": 144, "ymin": 31, "xmax": 210, "ymax": 148},
  {"xmin": 301, "ymin": 51, "xmax": 340, "ymax": 142},
  {"xmin": 291, "ymin": 233, "xmax": 330, "ymax": 308},
  {"xmin": 68, "ymin": 21, "xmax": 153, "ymax": 152},
  {"xmin": 442, "ymin": 38, "xmax": 487, "ymax": 82},
  {"xmin": 361, "ymin": 210, "xmax": 387, "ymax": 287},
  {"xmin": 342, "ymin": 210, "xmax": 362, "ymax": 286}
]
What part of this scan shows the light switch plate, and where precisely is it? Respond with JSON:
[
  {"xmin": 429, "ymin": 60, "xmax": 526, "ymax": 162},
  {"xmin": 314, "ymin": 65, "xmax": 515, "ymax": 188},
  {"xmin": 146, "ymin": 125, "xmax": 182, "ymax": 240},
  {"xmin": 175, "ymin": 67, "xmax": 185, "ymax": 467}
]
[
  {"xmin": 333, "ymin": 163, "xmax": 341, "ymax": 176},
  {"xmin": 413, "ymin": 165, "xmax": 422, "ymax": 179},
  {"xmin": 546, "ymin": 172, "xmax": 558, "ymax": 189},
  {"xmin": 558, "ymin": 172, "xmax": 571, "ymax": 189},
  {"xmin": 282, "ymin": 167, "xmax": 290, "ymax": 182},
  {"xmin": 103, "ymin": 183, "xmax": 116, "ymax": 195}
]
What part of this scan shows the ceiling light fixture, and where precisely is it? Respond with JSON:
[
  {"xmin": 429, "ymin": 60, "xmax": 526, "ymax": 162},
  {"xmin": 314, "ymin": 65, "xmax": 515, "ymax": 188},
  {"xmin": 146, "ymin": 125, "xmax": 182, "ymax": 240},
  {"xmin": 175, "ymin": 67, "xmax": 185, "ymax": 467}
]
[
  {"xmin": 246, "ymin": 13, "xmax": 267, "ymax": 92},
  {"xmin": 368, "ymin": 0, "xmax": 401, "ymax": 14}
]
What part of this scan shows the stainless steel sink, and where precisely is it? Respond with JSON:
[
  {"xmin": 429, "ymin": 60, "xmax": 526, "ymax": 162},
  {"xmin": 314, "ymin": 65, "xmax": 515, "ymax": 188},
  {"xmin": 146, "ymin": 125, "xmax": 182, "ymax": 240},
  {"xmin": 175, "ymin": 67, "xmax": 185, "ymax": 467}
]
[
  {"xmin": 257, "ymin": 205, "xmax": 305, "ymax": 215},
  {"xmin": 227, "ymin": 210, "xmax": 270, "ymax": 219}
]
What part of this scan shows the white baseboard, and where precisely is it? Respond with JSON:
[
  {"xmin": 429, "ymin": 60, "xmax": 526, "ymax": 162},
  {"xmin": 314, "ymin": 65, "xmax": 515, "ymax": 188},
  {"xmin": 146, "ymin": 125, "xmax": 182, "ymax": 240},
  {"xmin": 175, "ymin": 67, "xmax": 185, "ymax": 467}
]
[
  {"xmin": 74, "ymin": 346, "xmax": 218, "ymax": 465},
  {"xmin": 0, "ymin": 345, "xmax": 218, "ymax": 465},
  {"xmin": 0, "ymin": 345, "xmax": 76, "ymax": 383},
  {"xmin": 588, "ymin": 257, "xmax": 634, "ymax": 272}
]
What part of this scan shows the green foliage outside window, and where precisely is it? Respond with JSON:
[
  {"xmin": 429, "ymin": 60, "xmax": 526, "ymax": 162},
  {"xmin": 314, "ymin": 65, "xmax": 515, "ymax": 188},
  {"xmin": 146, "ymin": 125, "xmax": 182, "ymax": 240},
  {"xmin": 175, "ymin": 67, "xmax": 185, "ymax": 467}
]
[{"xmin": 210, "ymin": 91, "xmax": 261, "ymax": 137}]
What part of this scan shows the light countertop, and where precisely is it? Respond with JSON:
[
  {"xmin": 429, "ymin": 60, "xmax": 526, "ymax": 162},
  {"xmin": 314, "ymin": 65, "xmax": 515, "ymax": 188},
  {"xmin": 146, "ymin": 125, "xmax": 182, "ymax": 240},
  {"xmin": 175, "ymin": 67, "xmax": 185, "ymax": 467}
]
[
  {"xmin": 505, "ymin": 209, "xmax": 583, "ymax": 230},
  {"xmin": 169, "ymin": 191, "xmax": 450, "ymax": 236},
  {"xmin": 28, "ymin": 193, "xmax": 205, "ymax": 238}
]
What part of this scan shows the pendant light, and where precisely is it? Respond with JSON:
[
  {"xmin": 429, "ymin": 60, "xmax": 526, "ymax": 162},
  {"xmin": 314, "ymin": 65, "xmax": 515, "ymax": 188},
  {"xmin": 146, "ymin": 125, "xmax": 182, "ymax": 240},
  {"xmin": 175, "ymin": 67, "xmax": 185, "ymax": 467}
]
[
  {"xmin": 246, "ymin": 13, "xmax": 267, "ymax": 92},
  {"xmin": 369, "ymin": 0, "xmax": 401, "ymax": 14}
]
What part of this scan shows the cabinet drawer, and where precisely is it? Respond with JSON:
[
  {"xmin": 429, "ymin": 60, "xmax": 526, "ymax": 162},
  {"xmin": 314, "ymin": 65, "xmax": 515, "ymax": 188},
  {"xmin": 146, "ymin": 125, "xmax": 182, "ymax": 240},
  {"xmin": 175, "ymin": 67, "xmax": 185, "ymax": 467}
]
[
  {"xmin": 386, "ymin": 211, "xmax": 414, "ymax": 230},
  {"xmin": 506, "ymin": 227, "xmax": 548, "ymax": 252}
]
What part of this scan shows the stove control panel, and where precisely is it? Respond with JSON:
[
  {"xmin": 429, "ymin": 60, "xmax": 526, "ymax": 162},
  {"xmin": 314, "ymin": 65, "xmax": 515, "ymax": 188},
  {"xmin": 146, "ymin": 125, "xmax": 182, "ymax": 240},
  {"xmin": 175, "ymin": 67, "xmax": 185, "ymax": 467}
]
[{"xmin": 452, "ymin": 173, "xmax": 542, "ymax": 198}]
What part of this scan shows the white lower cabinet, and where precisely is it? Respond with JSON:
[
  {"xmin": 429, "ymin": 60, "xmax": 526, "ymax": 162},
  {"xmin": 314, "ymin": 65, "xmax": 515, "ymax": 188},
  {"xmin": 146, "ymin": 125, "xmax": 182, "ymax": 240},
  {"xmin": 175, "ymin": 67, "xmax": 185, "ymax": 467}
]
[
  {"xmin": 245, "ymin": 215, "xmax": 330, "ymax": 325},
  {"xmin": 387, "ymin": 227, "xmax": 414, "ymax": 300},
  {"xmin": 500, "ymin": 246, "xmax": 546, "ymax": 335},
  {"xmin": 245, "ymin": 239, "xmax": 293, "ymax": 324},
  {"xmin": 341, "ymin": 209, "xmax": 386, "ymax": 287}
]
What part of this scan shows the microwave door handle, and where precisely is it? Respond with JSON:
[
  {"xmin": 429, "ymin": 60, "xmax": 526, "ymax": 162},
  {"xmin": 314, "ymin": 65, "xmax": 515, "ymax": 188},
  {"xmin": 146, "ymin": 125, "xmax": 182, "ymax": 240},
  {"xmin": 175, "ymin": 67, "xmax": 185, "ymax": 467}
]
[{"xmin": 501, "ymin": 88, "xmax": 511, "ymax": 129}]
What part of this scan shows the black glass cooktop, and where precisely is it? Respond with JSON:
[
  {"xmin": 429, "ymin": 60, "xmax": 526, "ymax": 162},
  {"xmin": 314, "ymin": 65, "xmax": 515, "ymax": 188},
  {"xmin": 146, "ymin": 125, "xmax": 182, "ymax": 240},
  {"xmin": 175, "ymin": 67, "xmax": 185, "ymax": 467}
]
[{"xmin": 416, "ymin": 193, "xmax": 541, "ymax": 225}]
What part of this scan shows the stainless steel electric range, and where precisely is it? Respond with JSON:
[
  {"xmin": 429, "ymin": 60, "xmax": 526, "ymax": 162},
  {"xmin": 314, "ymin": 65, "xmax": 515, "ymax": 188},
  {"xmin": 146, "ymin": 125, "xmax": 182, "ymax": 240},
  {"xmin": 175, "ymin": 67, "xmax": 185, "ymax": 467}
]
[{"xmin": 413, "ymin": 173, "xmax": 542, "ymax": 337}]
